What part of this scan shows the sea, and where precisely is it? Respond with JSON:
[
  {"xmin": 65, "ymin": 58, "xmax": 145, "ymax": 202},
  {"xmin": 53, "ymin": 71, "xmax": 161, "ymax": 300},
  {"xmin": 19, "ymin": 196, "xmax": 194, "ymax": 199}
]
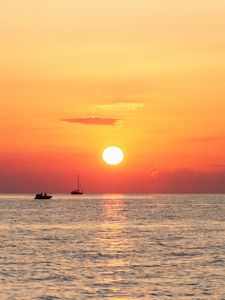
[{"xmin": 0, "ymin": 194, "xmax": 225, "ymax": 300}]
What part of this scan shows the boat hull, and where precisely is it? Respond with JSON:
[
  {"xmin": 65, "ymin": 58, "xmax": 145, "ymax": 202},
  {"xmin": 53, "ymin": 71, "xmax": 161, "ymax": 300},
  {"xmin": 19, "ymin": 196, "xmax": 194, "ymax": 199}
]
[
  {"xmin": 34, "ymin": 194, "xmax": 52, "ymax": 199},
  {"xmin": 71, "ymin": 191, "xmax": 83, "ymax": 195}
]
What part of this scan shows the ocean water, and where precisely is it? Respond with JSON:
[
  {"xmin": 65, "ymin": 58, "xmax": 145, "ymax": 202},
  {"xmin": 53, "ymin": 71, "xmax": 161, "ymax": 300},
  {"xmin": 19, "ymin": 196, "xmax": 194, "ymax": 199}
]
[{"xmin": 0, "ymin": 194, "xmax": 225, "ymax": 300}]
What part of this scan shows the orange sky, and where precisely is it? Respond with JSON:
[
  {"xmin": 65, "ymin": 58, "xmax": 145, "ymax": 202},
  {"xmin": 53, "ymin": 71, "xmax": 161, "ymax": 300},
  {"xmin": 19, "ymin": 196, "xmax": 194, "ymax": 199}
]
[{"xmin": 1, "ymin": 0, "xmax": 225, "ymax": 193}]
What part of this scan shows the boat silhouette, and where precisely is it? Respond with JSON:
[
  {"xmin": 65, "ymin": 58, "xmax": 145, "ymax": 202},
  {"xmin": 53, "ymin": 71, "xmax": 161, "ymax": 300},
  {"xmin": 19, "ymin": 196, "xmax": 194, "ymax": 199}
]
[
  {"xmin": 71, "ymin": 175, "xmax": 83, "ymax": 195},
  {"xmin": 34, "ymin": 193, "xmax": 52, "ymax": 199}
]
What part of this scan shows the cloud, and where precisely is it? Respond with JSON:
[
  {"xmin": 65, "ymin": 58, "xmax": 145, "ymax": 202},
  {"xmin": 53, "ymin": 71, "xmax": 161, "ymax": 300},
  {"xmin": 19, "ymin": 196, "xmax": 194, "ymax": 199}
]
[
  {"xmin": 95, "ymin": 101, "xmax": 144, "ymax": 111},
  {"xmin": 149, "ymin": 167, "xmax": 160, "ymax": 181},
  {"xmin": 185, "ymin": 135, "xmax": 225, "ymax": 142},
  {"xmin": 148, "ymin": 168, "xmax": 225, "ymax": 193},
  {"xmin": 208, "ymin": 164, "xmax": 225, "ymax": 169},
  {"xmin": 62, "ymin": 117, "xmax": 121, "ymax": 126}
]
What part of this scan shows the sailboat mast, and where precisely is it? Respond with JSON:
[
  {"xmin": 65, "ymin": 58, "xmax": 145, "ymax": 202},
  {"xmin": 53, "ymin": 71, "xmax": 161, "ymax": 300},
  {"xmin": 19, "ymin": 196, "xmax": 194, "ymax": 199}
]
[
  {"xmin": 71, "ymin": 174, "xmax": 83, "ymax": 195},
  {"xmin": 77, "ymin": 174, "xmax": 80, "ymax": 190}
]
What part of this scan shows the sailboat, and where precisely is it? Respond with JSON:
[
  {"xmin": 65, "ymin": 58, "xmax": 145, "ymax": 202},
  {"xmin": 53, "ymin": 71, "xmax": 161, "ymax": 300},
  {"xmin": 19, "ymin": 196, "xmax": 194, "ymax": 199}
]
[{"xmin": 71, "ymin": 175, "xmax": 83, "ymax": 195}]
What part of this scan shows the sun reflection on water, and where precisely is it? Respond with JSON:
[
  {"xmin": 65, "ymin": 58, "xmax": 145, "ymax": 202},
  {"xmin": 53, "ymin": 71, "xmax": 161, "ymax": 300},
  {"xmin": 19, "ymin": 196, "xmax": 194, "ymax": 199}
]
[{"xmin": 92, "ymin": 195, "xmax": 137, "ymax": 295}]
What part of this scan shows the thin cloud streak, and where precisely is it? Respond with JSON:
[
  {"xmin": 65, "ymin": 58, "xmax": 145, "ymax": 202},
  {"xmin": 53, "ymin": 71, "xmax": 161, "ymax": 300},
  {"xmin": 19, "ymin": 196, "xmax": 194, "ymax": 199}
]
[
  {"xmin": 62, "ymin": 117, "xmax": 121, "ymax": 126},
  {"xmin": 184, "ymin": 135, "xmax": 225, "ymax": 142},
  {"xmin": 95, "ymin": 101, "xmax": 144, "ymax": 111}
]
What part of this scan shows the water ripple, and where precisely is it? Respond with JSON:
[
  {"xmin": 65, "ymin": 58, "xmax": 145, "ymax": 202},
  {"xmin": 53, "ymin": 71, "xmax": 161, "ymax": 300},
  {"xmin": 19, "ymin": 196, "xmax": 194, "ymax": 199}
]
[{"xmin": 0, "ymin": 194, "xmax": 225, "ymax": 299}]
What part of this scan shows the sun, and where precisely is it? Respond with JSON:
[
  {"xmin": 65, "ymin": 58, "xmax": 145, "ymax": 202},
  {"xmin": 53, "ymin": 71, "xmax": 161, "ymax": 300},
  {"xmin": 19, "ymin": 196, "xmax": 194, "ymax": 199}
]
[{"xmin": 102, "ymin": 146, "xmax": 124, "ymax": 166}]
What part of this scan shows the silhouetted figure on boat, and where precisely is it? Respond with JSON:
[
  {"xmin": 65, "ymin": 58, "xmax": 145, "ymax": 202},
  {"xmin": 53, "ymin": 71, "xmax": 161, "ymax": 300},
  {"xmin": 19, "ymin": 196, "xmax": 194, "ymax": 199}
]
[{"xmin": 34, "ymin": 192, "xmax": 52, "ymax": 199}]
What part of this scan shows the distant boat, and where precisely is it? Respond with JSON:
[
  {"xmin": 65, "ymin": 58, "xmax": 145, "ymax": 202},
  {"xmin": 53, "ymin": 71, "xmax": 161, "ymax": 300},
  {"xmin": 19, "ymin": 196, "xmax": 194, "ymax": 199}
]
[
  {"xmin": 71, "ymin": 175, "xmax": 83, "ymax": 195},
  {"xmin": 34, "ymin": 193, "xmax": 52, "ymax": 200}
]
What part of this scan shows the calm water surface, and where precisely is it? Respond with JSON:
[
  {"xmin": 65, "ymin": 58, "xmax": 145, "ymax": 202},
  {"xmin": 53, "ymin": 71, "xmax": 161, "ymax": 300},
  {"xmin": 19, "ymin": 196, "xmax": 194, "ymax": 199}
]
[{"xmin": 0, "ymin": 194, "xmax": 225, "ymax": 299}]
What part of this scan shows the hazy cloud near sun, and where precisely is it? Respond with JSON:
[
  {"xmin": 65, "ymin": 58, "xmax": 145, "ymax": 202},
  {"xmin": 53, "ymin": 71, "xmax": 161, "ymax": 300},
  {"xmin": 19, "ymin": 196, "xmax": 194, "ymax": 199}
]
[
  {"xmin": 62, "ymin": 117, "xmax": 121, "ymax": 126},
  {"xmin": 95, "ymin": 102, "xmax": 144, "ymax": 111}
]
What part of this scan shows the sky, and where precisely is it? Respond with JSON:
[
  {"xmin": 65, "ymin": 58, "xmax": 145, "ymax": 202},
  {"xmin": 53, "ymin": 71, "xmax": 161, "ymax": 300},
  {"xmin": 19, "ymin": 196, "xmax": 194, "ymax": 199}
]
[{"xmin": 0, "ymin": 0, "xmax": 225, "ymax": 193}]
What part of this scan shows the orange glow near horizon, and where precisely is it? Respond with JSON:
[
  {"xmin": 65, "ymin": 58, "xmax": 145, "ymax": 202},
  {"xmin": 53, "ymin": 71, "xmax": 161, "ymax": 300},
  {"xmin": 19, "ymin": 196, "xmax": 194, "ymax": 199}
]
[{"xmin": 0, "ymin": 0, "xmax": 225, "ymax": 193}]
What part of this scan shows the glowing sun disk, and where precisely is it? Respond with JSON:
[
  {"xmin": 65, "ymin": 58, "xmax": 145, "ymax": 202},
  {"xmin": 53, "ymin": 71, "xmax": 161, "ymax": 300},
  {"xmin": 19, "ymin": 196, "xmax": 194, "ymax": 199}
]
[{"xmin": 102, "ymin": 146, "xmax": 124, "ymax": 165}]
